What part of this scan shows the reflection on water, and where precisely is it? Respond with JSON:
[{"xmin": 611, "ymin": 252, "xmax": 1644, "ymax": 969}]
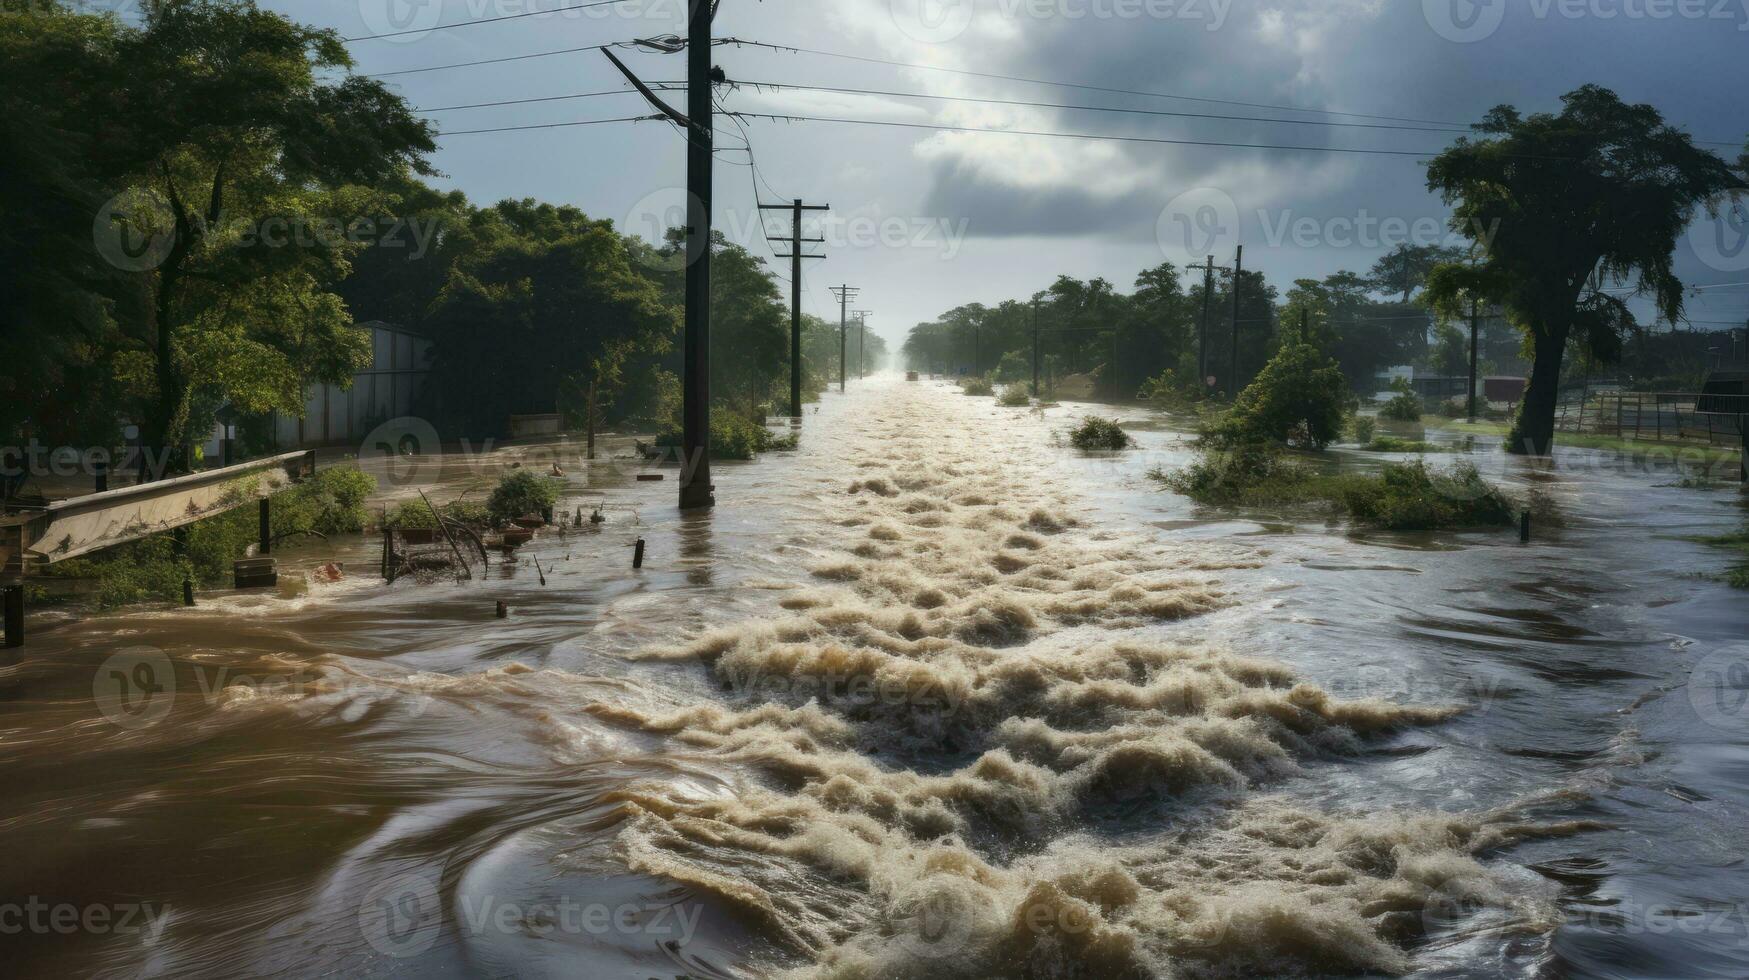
[{"xmin": 1, "ymin": 376, "xmax": 1746, "ymax": 978}]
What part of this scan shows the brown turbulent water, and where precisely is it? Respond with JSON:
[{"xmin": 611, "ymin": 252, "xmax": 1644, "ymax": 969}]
[{"xmin": 2, "ymin": 375, "xmax": 1746, "ymax": 978}]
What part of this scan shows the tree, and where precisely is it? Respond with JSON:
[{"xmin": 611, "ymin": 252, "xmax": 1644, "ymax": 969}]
[
  {"xmin": 1367, "ymin": 243, "xmax": 1465, "ymax": 304},
  {"xmin": 1425, "ymin": 85, "xmax": 1745, "ymax": 455},
  {"xmin": 425, "ymin": 220, "xmax": 677, "ymax": 454}
]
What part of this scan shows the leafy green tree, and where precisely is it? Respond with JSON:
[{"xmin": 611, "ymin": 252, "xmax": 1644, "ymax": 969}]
[
  {"xmin": 1205, "ymin": 343, "xmax": 1350, "ymax": 450},
  {"xmin": 1425, "ymin": 85, "xmax": 1745, "ymax": 455},
  {"xmin": 1367, "ymin": 243, "xmax": 1466, "ymax": 304},
  {"xmin": 425, "ymin": 220, "xmax": 677, "ymax": 453}
]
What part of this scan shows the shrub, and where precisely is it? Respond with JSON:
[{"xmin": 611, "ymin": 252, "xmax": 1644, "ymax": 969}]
[
  {"xmin": 1350, "ymin": 416, "xmax": 1377, "ymax": 445},
  {"xmin": 994, "ymin": 351, "xmax": 1031, "ymax": 383},
  {"xmin": 960, "ymin": 376, "xmax": 995, "ymax": 396},
  {"xmin": 1154, "ymin": 444, "xmax": 1315, "ymax": 506},
  {"xmin": 1379, "ymin": 378, "xmax": 1422, "ymax": 422},
  {"xmin": 1204, "ymin": 344, "xmax": 1349, "ymax": 450},
  {"xmin": 1362, "ymin": 435, "xmax": 1450, "ymax": 453},
  {"xmin": 998, "ymin": 385, "xmax": 1031, "ymax": 407},
  {"xmin": 654, "ymin": 409, "xmax": 790, "ymax": 460},
  {"xmin": 1138, "ymin": 368, "xmax": 1208, "ymax": 409},
  {"xmin": 388, "ymin": 498, "xmax": 492, "ymax": 530},
  {"xmin": 1338, "ymin": 460, "xmax": 1513, "ymax": 530},
  {"xmin": 1069, "ymin": 416, "xmax": 1132, "ymax": 450},
  {"xmin": 487, "ymin": 470, "xmax": 562, "ymax": 526}
]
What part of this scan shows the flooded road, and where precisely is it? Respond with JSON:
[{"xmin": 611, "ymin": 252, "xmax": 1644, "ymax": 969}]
[{"xmin": 2, "ymin": 375, "xmax": 1746, "ymax": 978}]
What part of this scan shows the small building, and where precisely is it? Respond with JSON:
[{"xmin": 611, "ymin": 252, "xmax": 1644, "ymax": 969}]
[{"xmin": 270, "ymin": 322, "xmax": 432, "ymax": 448}]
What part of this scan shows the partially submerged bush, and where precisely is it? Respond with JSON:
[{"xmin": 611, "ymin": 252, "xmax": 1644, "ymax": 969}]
[
  {"xmin": 1350, "ymin": 416, "xmax": 1376, "ymax": 445},
  {"xmin": 1338, "ymin": 460, "xmax": 1513, "ymax": 530},
  {"xmin": 1138, "ymin": 368, "xmax": 1208, "ymax": 409},
  {"xmin": 1379, "ymin": 378, "xmax": 1423, "ymax": 422},
  {"xmin": 655, "ymin": 409, "xmax": 792, "ymax": 460},
  {"xmin": 1204, "ymin": 344, "xmax": 1349, "ymax": 450},
  {"xmin": 960, "ymin": 376, "xmax": 995, "ymax": 396},
  {"xmin": 487, "ymin": 469, "xmax": 561, "ymax": 525},
  {"xmin": 388, "ymin": 498, "xmax": 491, "ymax": 530},
  {"xmin": 1158, "ymin": 446, "xmax": 1515, "ymax": 530},
  {"xmin": 1069, "ymin": 416, "xmax": 1132, "ymax": 450},
  {"xmin": 998, "ymin": 385, "xmax": 1031, "ymax": 407},
  {"xmin": 1362, "ymin": 435, "xmax": 1451, "ymax": 454}
]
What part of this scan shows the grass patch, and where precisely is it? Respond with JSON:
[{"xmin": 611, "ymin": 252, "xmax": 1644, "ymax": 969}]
[
  {"xmin": 1154, "ymin": 448, "xmax": 1516, "ymax": 530},
  {"xmin": 1069, "ymin": 416, "xmax": 1133, "ymax": 450},
  {"xmin": 1361, "ymin": 435, "xmax": 1454, "ymax": 454},
  {"xmin": 1691, "ymin": 528, "xmax": 1749, "ymax": 588}
]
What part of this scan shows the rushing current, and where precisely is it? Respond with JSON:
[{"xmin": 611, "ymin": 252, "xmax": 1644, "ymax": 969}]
[{"xmin": 3, "ymin": 374, "xmax": 1746, "ymax": 978}]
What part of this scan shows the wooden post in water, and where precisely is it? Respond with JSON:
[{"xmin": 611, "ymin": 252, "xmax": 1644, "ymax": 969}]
[
  {"xmin": 258, "ymin": 497, "xmax": 272, "ymax": 556},
  {"xmin": 3, "ymin": 585, "xmax": 22, "ymax": 649}
]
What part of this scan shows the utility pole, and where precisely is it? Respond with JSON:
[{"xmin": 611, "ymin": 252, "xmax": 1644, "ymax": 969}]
[
  {"xmin": 1198, "ymin": 255, "xmax": 1215, "ymax": 385},
  {"xmin": 1229, "ymin": 244, "xmax": 1244, "ymax": 397},
  {"xmin": 1031, "ymin": 297, "xmax": 1041, "ymax": 397},
  {"xmin": 601, "ymin": 14, "xmax": 717, "ymax": 509},
  {"xmin": 854, "ymin": 310, "xmax": 873, "ymax": 378},
  {"xmin": 762, "ymin": 199, "xmax": 828, "ymax": 419},
  {"xmin": 1468, "ymin": 297, "xmax": 1480, "ymax": 423},
  {"xmin": 830, "ymin": 285, "xmax": 858, "ymax": 392}
]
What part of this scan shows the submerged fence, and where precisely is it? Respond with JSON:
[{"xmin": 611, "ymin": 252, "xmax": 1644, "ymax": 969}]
[{"xmin": 1556, "ymin": 389, "xmax": 1749, "ymax": 447}]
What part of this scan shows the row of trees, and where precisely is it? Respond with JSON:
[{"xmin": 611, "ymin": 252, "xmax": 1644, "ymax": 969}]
[
  {"xmin": 904, "ymin": 87, "xmax": 1746, "ymax": 452},
  {"xmin": 900, "ymin": 247, "xmax": 1465, "ymax": 402},
  {"xmin": 3, "ymin": 0, "xmax": 873, "ymax": 473}
]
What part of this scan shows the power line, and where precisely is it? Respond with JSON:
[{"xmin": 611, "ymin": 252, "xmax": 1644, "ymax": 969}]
[
  {"xmin": 723, "ymin": 78, "xmax": 1472, "ymax": 135},
  {"xmin": 436, "ymin": 114, "xmax": 659, "ymax": 137},
  {"xmin": 723, "ymin": 111, "xmax": 1447, "ymax": 158},
  {"xmin": 417, "ymin": 87, "xmax": 664, "ymax": 113},
  {"xmin": 362, "ymin": 42, "xmax": 625, "ymax": 78},
  {"xmin": 344, "ymin": 0, "xmax": 629, "ymax": 43},
  {"xmin": 718, "ymin": 38, "xmax": 1746, "ymax": 149}
]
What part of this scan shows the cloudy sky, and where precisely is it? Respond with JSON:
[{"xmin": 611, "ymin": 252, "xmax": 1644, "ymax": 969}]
[{"xmin": 257, "ymin": 0, "xmax": 1749, "ymax": 350}]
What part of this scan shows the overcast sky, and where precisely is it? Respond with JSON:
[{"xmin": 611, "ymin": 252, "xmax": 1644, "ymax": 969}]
[{"xmin": 257, "ymin": 0, "xmax": 1749, "ymax": 350}]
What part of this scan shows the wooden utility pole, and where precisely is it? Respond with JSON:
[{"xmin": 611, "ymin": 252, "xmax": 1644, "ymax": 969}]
[
  {"xmin": 762, "ymin": 198, "xmax": 828, "ymax": 418},
  {"xmin": 830, "ymin": 285, "xmax": 859, "ymax": 392},
  {"xmin": 1467, "ymin": 297, "xmax": 1480, "ymax": 423},
  {"xmin": 854, "ymin": 310, "xmax": 873, "ymax": 378},
  {"xmin": 602, "ymin": 18, "xmax": 717, "ymax": 509},
  {"xmin": 1031, "ymin": 297, "xmax": 1041, "ymax": 396},
  {"xmin": 1229, "ymin": 244, "xmax": 1244, "ymax": 397},
  {"xmin": 1198, "ymin": 255, "xmax": 1215, "ymax": 385}
]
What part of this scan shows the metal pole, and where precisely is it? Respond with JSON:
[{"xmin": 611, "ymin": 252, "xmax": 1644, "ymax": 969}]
[
  {"xmin": 679, "ymin": 0, "xmax": 715, "ymax": 510},
  {"xmin": 94, "ymin": 459, "xmax": 108, "ymax": 494},
  {"xmin": 1229, "ymin": 245, "xmax": 1243, "ymax": 396},
  {"xmin": 259, "ymin": 497, "xmax": 271, "ymax": 556},
  {"xmin": 839, "ymin": 287, "xmax": 848, "ymax": 392}
]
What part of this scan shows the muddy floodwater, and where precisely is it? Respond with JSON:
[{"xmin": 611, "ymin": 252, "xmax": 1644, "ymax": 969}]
[{"xmin": 3, "ymin": 375, "xmax": 1747, "ymax": 979}]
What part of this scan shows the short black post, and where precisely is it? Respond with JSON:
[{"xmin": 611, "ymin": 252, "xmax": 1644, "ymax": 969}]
[
  {"xmin": 1520, "ymin": 511, "xmax": 1531, "ymax": 543},
  {"xmin": 182, "ymin": 577, "xmax": 195, "ymax": 607},
  {"xmin": 94, "ymin": 459, "xmax": 108, "ymax": 494},
  {"xmin": 259, "ymin": 498, "xmax": 271, "ymax": 556},
  {"xmin": 222, "ymin": 437, "xmax": 234, "ymax": 467},
  {"xmin": 495, "ymin": 600, "xmax": 509, "ymax": 619},
  {"xmin": 633, "ymin": 538, "xmax": 646, "ymax": 570},
  {"xmin": 3, "ymin": 585, "xmax": 23, "ymax": 649}
]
